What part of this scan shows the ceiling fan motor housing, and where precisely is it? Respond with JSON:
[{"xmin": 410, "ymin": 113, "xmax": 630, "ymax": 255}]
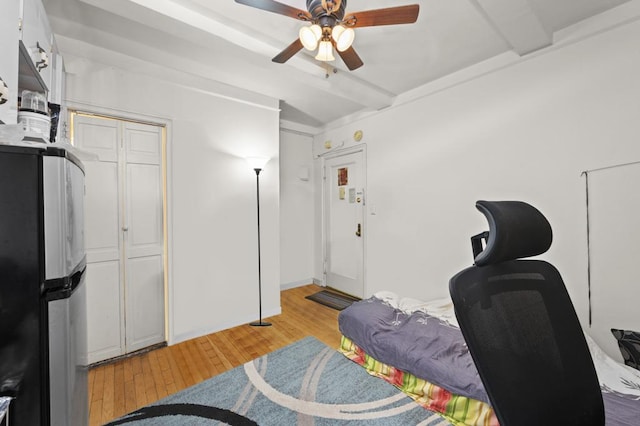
[{"xmin": 307, "ymin": 0, "xmax": 346, "ymax": 21}]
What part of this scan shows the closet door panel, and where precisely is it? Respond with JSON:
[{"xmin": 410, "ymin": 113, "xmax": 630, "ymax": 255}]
[
  {"xmin": 125, "ymin": 255, "xmax": 164, "ymax": 352},
  {"xmin": 125, "ymin": 121, "xmax": 162, "ymax": 165},
  {"xmin": 74, "ymin": 117, "xmax": 119, "ymax": 162},
  {"xmin": 84, "ymin": 160, "xmax": 120, "ymax": 263},
  {"xmin": 125, "ymin": 163, "xmax": 163, "ymax": 258},
  {"xmin": 86, "ymin": 261, "xmax": 124, "ymax": 363}
]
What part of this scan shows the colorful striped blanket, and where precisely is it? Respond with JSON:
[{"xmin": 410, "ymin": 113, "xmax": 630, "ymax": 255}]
[{"xmin": 340, "ymin": 336, "xmax": 498, "ymax": 426}]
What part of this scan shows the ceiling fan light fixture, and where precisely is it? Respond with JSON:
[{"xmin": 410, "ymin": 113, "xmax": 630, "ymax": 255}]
[
  {"xmin": 315, "ymin": 40, "xmax": 335, "ymax": 61},
  {"xmin": 331, "ymin": 25, "xmax": 355, "ymax": 52},
  {"xmin": 299, "ymin": 24, "xmax": 322, "ymax": 50}
]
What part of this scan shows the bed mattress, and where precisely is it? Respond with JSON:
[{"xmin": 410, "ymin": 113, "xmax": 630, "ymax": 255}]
[{"xmin": 338, "ymin": 294, "xmax": 640, "ymax": 426}]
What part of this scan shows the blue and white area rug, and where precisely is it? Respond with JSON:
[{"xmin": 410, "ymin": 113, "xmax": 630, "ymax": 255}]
[{"xmin": 107, "ymin": 337, "xmax": 450, "ymax": 425}]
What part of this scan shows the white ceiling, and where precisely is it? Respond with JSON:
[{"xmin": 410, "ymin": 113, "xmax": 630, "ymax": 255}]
[{"xmin": 42, "ymin": 0, "xmax": 630, "ymax": 128}]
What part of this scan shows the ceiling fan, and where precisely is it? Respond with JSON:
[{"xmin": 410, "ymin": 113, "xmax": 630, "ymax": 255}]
[{"xmin": 234, "ymin": 0, "xmax": 420, "ymax": 70}]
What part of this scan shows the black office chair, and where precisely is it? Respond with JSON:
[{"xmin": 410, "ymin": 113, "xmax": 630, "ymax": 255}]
[{"xmin": 449, "ymin": 200, "xmax": 604, "ymax": 426}]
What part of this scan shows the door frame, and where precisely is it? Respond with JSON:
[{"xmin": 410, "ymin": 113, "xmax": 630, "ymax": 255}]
[
  {"xmin": 321, "ymin": 144, "xmax": 367, "ymax": 297},
  {"xmin": 68, "ymin": 102, "xmax": 174, "ymax": 345}
]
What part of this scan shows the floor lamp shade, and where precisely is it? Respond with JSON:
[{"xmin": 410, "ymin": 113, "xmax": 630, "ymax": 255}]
[
  {"xmin": 246, "ymin": 157, "xmax": 269, "ymax": 171},
  {"xmin": 247, "ymin": 157, "xmax": 271, "ymax": 327}
]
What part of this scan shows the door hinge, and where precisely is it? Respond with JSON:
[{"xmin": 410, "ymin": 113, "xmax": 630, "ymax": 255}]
[{"xmin": 18, "ymin": 18, "xmax": 22, "ymax": 32}]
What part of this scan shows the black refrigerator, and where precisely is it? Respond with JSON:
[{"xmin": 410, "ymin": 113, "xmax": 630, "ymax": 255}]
[{"xmin": 0, "ymin": 144, "xmax": 88, "ymax": 426}]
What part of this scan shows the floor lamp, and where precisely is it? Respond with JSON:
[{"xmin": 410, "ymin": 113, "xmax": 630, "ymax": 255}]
[{"xmin": 247, "ymin": 157, "xmax": 271, "ymax": 327}]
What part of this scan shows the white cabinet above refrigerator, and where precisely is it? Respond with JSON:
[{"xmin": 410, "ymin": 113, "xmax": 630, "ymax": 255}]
[{"xmin": 19, "ymin": 0, "xmax": 53, "ymax": 94}]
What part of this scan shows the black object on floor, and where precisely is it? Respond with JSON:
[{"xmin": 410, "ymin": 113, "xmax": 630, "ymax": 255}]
[{"xmin": 305, "ymin": 289, "xmax": 361, "ymax": 311}]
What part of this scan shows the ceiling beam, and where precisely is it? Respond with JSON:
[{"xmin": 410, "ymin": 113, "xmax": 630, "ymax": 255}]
[
  {"xmin": 471, "ymin": 0, "xmax": 552, "ymax": 55},
  {"xmin": 80, "ymin": 0, "xmax": 286, "ymax": 63},
  {"xmin": 77, "ymin": 0, "xmax": 395, "ymax": 110}
]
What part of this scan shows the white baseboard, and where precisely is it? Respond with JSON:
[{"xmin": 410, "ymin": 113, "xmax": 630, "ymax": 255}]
[
  {"xmin": 280, "ymin": 278, "xmax": 318, "ymax": 290},
  {"xmin": 169, "ymin": 306, "xmax": 282, "ymax": 345}
]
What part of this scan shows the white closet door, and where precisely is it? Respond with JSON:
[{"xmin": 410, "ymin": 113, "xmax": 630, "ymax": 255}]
[
  {"xmin": 123, "ymin": 122, "xmax": 165, "ymax": 352},
  {"xmin": 74, "ymin": 114, "xmax": 165, "ymax": 363},
  {"xmin": 74, "ymin": 115, "xmax": 125, "ymax": 363}
]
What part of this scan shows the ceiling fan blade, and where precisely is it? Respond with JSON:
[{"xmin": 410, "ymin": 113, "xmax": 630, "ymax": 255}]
[
  {"xmin": 345, "ymin": 4, "xmax": 419, "ymax": 28},
  {"xmin": 336, "ymin": 46, "xmax": 364, "ymax": 71},
  {"xmin": 272, "ymin": 39, "xmax": 304, "ymax": 64},
  {"xmin": 235, "ymin": 0, "xmax": 312, "ymax": 21}
]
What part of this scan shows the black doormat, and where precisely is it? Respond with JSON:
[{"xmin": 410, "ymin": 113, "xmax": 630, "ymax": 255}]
[{"xmin": 305, "ymin": 289, "xmax": 361, "ymax": 311}]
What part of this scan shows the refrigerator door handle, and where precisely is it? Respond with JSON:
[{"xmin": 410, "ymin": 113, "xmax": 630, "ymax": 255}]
[
  {"xmin": 44, "ymin": 265, "xmax": 86, "ymax": 301},
  {"xmin": 70, "ymin": 267, "xmax": 85, "ymax": 291}
]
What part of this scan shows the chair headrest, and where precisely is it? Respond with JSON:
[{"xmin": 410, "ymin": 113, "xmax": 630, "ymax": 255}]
[{"xmin": 474, "ymin": 200, "xmax": 552, "ymax": 266}]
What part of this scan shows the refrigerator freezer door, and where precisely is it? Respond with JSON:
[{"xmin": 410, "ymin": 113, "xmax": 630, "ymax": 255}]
[
  {"xmin": 65, "ymin": 155, "xmax": 86, "ymax": 274},
  {"xmin": 43, "ymin": 152, "xmax": 85, "ymax": 282}
]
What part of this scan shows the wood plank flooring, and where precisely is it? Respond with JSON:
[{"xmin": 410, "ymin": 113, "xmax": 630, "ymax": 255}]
[{"xmin": 88, "ymin": 284, "xmax": 342, "ymax": 425}]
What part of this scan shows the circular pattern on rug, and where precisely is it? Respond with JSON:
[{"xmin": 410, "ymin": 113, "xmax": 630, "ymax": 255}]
[{"xmin": 244, "ymin": 348, "xmax": 423, "ymax": 420}]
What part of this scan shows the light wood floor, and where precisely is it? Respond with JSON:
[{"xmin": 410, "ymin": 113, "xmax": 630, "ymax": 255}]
[{"xmin": 88, "ymin": 284, "xmax": 342, "ymax": 425}]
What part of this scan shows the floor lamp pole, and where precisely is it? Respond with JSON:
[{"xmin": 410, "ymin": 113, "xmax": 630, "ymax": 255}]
[{"xmin": 250, "ymin": 167, "xmax": 271, "ymax": 327}]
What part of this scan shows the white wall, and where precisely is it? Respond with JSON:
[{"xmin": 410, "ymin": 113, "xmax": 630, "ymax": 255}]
[
  {"xmin": 313, "ymin": 15, "xmax": 640, "ymax": 358},
  {"xmin": 586, "ymin": 163, "xmax": 640, "ymax": 361},
  {"xmin": 64, "ymin": 57, "xmax": 281, "ymax": 344},
  {"xmin": 279, "ymin": 130, "xmax": 316, "ymax": 288}
]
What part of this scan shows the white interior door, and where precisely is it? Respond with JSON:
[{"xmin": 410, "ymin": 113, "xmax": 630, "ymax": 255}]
[
  {"xmin": 123, "ymin": 122, "xmax": 165, "ymax": 352},
  {"xmin": 74, "ymin": 113, "xmax": 165, "ymax": 363},
  {"xmin": 75, "ymin": 116, "xmax": 124, "ymax": 363},
  {"xmin": 324, "ymin": 149, "xmax": 365, "ymax": 298}
]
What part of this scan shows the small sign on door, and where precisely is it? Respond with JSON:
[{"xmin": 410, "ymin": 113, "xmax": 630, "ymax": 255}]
[{"xmin": 338, "ymin": 167, "xmax": 348, "ymax": 186}]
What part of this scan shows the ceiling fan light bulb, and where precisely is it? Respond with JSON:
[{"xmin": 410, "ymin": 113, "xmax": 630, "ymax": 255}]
[
  {"xmin": 315, "ymin": 40, "xmax": 335, "ymax": 61},
  {"xmin": 332, "ymin": 24, "xmax": 345, "ymax": 40},
  {"xmin": 311, "ymin": 24, "xmax": 322, "ymax": 40},
  {"xmin": 299, "ymin": 25, "xmax": 321, "ymax": 50},
  {"xmin": 333, "ymin": 26, "xmax": 355, "ymax": 52}
]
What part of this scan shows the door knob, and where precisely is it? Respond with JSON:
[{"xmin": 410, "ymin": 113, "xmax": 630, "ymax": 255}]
[
  {"xmin": 122, "ymin": 227, "xmax": 129, "ymax": 232},
  {"xmin": 355, "ymin": 223, "xmax": 362, "ymax": 237}
]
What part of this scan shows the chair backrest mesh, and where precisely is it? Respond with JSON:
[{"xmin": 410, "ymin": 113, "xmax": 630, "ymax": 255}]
[{"xmin": 450, "ymin": 260, "xmax": 604, "ymax": 426}]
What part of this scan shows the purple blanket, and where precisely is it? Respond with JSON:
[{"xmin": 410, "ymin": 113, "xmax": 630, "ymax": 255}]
[
  {"xmin": 338, "ymin": 296, "xmax": 489, "ymax": 402},
  {"xmin": 339, "ymin": 297, "xmax": 640, "ymax": 425}
]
